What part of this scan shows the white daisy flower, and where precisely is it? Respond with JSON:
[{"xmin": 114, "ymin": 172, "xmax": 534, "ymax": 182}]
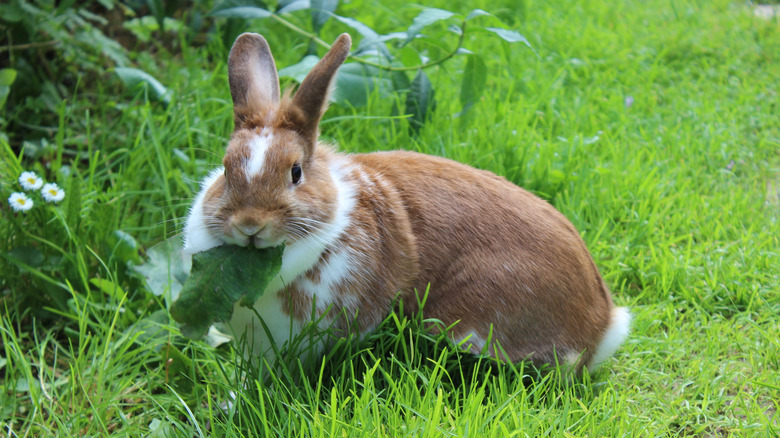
[
  {"xmin": 8, "ymin": 192, "xmax": 34, "ymax": 212},
  {"xmin": 41, "ymin": 183, "xmax": 66, "ymax": 203},
  {"xmin": 19, "ymin": 171, "xmax": 43, "ymax": 191}
]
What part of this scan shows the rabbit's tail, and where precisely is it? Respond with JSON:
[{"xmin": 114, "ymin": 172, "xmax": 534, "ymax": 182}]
[{"xmin": 587, "ymin": 306, "xmax": 631, "ymax": 370}]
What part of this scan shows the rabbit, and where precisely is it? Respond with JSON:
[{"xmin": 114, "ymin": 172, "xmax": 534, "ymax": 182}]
[{"xmin": 182, "ymin": 32, "xmax": 631, "ymax": 372}]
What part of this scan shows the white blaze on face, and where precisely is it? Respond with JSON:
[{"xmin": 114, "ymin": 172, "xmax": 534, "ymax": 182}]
[{"xmin": 245, "ymin": 128, "xmax": 273, "ymax": 182}]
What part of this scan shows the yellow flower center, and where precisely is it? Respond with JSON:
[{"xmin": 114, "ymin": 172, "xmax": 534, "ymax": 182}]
[{"xmin": 18, "ymin": 199, "xmax": 27, "ymax": 205}]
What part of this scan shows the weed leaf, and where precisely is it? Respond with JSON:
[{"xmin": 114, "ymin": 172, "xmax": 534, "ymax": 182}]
[
  {"xmin": 405, "ymin": 70, "xmax": 434, "ymax": 133},
  {"xmin": 126, "ymin": 309, "xmax": 170, "ymax": 350},
  {"xmin": 466, "ymin": 9, "xmax": 491, "ymax": 20},
  {"xmin": 329, "ymin": 13, "xmax": 391, "ymax": 59},
  {"xmin": 330, "ymin": 14, "xmax": 379, "ymax": 41},
  {"xmin": 460, "ymin": 54, "xmax": 486, "ymax": 113},
  {"xmin": 355, "ymin": 32, "xmax": 406, "ymax": 57},
  {"xmin": 311, "ymin": 0, "xmax": 338, "ymax": 33},
  {"xmin": 169, "ymin": 245, "xmax": 284, "ymax": 339},
  {"xmin": 115, "ymin": 67, "xmax": 171, "ymax": 104},
  {"xmin": 0, "ymin": 68, "xmax": 17, "ymax": 109},
  {"xmin": 132, "ymin": 236, "xmax": 189, "ymax": 306},
  {"xmin": 161, "ymin": 343, "xmax": 194, "ymax": 395},
  {"xmin": 146, "ymin": 0, "xmax": 165, "ymax": 30},
  {"xmin": 90, "ymin": 278, "xmax": 126, "ymax": 301},
  {"xmin": 278, "ymin": 0, "xmax": 310, "ymax": 14},
  {"xmin": 333, "ymin": 63, "xmax": 393, "ymax": 107},
  {"xmin": 109, "ymin": 230, "xmax": 142, "ymax": 265},
  {"xmin": 209, "ymin": 5, "xmax": 273, "ymax": 19},
  {"xmin": 278, "ymin": 55, "xmax": 320, "ymax": 83},
  {"xmin": 406, "ymin": 8, "xmax": 455, "ymax": 44},
  {"xmin": 484, "ymin": 27, "xmax": 539, "ymax": 56},
  {"xmin": 147, "ymin": 419, "xmax": 175, "ymax": 438}
]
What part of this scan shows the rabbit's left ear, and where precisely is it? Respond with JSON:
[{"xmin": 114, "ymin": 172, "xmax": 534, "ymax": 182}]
[
  {"xmin": 290, "ymin": 33, "xmax": 351, "ymax": 142},
  {"xmin": 228, "ymin": 33, "xmax": 280, "ymax": 127}
]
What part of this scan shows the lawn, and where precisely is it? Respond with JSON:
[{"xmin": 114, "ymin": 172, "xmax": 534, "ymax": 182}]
[{"xmin": 1, "ymin": 0, "xmax": 778, "ymax": 436}]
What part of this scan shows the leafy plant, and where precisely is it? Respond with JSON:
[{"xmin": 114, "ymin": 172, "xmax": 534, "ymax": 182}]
[
  {"xmin": 0, "ymin": 0, "xmax": 130, "ymax": 145},
  {"xmin": 0, "ymin": 130, "xmax": 153, "ymax": 322},
  {"xmin": 0, "ymin": 68, "xmax": 16, "ymax": 111},
  {"xmin": 209, "ymin": 1, "xmax": 537, "ymax": 132}
]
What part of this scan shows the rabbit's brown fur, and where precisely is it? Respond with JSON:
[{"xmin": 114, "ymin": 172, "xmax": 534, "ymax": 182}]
[{"xmin": 183, "ymin": 33, "xmax": 630, "ymax": 372}]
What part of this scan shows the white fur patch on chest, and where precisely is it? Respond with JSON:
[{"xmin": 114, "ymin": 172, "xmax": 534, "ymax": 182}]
[
  {"xmin": 297, "ymin": 250, "xmax": 356, "ymax": 311},
  {"xmin": 244, "ymin": 129, "xmax": 273, "ymax": 182}
]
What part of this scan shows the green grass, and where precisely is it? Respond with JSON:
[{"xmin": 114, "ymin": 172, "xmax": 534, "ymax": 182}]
[{"xmin": 2, "ymin": 0, "xmax": 779, "ymax": 436}]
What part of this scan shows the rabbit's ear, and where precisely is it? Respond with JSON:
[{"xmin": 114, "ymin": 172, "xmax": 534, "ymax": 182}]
[
  {"xmin": 228, "ymin": 33, "xmax": 280, "ymax": 127},
  {"xmin": 291, "ymin": 33, "xmax": 351, "ymax": 142}
]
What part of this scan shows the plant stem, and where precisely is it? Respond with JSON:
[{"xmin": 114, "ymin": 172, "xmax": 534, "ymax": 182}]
[
  {"xmin": 0, "ymin": 40, "xmax": 60, "ymax": 53},
  {"xmin": 270, "ymin": 13, "xmax": 467, "ymax": 72},
  {"xmin": 270, "ymin": 14, "xmax": 332, "ymax": 49}
]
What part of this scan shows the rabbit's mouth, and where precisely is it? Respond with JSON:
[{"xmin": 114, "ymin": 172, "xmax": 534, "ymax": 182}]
[
  {"xmin": 221, "ymin": 221, "xmax": 284, "ymax": 249},
  {"xmin": 252, "ymin": 235, "xmax": 284, "ymax": 249},
  {"xmin": 221, "ymin": 233, "xmax": 283, "ymax": 249}
]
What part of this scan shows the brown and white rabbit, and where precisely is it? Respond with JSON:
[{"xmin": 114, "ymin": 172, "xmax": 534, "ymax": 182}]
[{"xmin": 182, "ymin": 33, "xmax": 630, "ymax": 371}]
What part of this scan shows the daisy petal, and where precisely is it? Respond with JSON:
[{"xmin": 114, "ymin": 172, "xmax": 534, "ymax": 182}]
[
  {"xmin": 8, "ymin": 192, "xmax": 34, "ymax": 212},
  {"xmin": 41, "ymin": 183, "xmax": 66, "ymax": 203},
  {"xmin": 19, "ymin": 171, "xmax": 44, "ymax": 191}
]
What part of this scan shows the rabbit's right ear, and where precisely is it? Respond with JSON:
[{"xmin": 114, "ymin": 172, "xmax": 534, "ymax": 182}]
[{"xmin": 228, "ymin": 33, "xmax": 280, "ymax": 128}]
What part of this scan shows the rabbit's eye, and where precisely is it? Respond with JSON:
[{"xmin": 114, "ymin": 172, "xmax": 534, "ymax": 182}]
[{"xmin": 291, "ymin": 163, "xmax": 302, "ymax": 184}]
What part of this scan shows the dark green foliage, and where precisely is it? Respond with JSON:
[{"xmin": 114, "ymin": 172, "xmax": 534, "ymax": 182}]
[
  {"xmin": 460, "ymin": 54, "xmax": 486, "ymax": 114},
  {"xmin": 0, "ymin": 0, "xmax": 129, "ymax": 143},
  {"xmin": 405, "ymin": 70, "xmax": 434, "ymax": 133}
]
